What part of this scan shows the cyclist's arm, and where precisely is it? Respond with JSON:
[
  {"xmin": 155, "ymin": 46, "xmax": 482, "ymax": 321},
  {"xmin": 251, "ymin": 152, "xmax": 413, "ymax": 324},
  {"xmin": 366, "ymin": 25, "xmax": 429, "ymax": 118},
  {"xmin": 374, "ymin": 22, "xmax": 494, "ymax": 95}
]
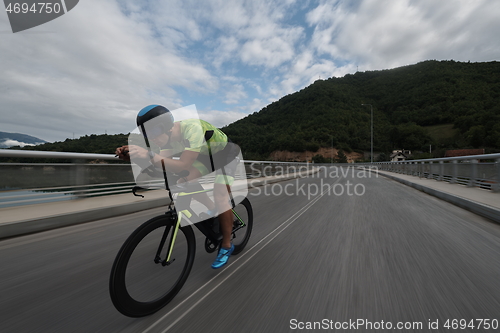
[
  {"xmin": 128, "ymin": 145, "xmax": 199, "ymax": 174},
  {"xmin": 153, "ymin": 120, "xmax": 205, "ymax": 173},
  {"xmin": 115, "ymin": 145, "xmax": 130, "ymax": 161},
  {"xmin": 149, "ymin": 149, "xmax": 199, "ymax": 174}
]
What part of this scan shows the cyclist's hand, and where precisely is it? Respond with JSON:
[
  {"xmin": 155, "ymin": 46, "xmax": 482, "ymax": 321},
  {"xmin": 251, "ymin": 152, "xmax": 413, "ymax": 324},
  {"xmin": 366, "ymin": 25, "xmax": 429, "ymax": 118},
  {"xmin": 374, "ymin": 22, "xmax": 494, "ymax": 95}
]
[
  {"xmin": 128, "ymin": 145, "xmax": 149, "ymax": 160},
  {"xmin": 115, "ymin": 145, "xmax": 130, "ymax": 161}
]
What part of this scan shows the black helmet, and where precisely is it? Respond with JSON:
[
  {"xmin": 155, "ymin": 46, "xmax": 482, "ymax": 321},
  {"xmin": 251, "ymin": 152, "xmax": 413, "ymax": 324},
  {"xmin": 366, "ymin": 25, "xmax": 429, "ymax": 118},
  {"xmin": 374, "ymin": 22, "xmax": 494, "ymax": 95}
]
[{"xmin": 136, "ymin": 105, "xmax": 174, "ymax": 136}]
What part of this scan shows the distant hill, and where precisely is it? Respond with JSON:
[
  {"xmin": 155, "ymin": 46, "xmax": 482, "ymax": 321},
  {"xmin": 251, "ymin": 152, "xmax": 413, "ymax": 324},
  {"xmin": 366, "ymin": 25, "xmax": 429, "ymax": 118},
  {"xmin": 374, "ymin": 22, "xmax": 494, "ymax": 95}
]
[
  {"xmin": 0, "ymin": 131, "xmax": 47, "ymax": 148},
  {"xmin": 0, "ymin": 133, "xmax": 129, "ymax": 163},
  {"xmin": 222, "ymin": 60, "xmax": 500, "ymax": 160}
]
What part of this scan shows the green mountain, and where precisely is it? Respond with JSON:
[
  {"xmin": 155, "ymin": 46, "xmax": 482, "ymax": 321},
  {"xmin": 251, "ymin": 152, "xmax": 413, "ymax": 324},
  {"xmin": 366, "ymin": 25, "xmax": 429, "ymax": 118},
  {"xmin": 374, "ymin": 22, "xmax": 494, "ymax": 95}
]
[
  {"xmin": 222, "ymin": 60, "xmax": 500, "ymax": 160},
  {"xmin": 4, "ymin": 60, "xmax": 500, "ymax": 162}
]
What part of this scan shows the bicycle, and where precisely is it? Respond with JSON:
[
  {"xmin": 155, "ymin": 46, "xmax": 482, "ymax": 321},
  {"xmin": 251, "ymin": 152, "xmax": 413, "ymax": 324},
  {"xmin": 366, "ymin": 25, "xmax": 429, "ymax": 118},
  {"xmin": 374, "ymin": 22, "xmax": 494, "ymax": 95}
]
[{"xmin": 109, "ymin": 164, "xmax": 253, "ymax": 317}]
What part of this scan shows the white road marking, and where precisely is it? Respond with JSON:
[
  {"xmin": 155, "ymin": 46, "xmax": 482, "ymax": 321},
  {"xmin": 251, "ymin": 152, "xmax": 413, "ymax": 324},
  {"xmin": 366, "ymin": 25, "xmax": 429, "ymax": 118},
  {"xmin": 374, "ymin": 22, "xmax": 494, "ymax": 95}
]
[{"xmin": 143, "ymin": 177, "xmax": 341, "ymax": 333}]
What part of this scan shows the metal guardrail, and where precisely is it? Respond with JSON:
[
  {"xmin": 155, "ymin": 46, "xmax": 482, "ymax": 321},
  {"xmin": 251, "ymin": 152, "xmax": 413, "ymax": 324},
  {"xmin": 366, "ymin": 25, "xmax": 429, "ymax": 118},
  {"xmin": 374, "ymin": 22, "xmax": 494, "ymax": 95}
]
[
  {"xmin": 4, "ymin": 149, "xmax": 497, "ymax": 208},
  {"xmin": 0, "ymin": 149, "xmax": 313, "ymax": 208},
  {"xmin": 366, "ymin": 153, "xmax": 500, "ymax": 192},
  {"xmin": 0, "ymin": 149, "xmax": 119, "ymax": 160}
]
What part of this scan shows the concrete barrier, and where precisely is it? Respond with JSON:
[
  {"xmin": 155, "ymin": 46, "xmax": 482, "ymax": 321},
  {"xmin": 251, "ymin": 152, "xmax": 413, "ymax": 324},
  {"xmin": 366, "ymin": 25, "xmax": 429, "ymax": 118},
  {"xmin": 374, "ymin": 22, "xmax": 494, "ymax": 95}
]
[{"xmin": 0, "ymin": 168, "xmax": 319, "ymax": 240}]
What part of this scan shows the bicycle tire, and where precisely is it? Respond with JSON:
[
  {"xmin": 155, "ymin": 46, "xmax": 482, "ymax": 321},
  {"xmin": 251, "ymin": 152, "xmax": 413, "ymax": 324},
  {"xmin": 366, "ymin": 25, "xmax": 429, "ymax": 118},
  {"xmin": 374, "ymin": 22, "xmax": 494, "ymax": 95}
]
[
  {"xmin": 231, "ymin": 198, "xmax": 253, "ymax": 255},
  {"xmin": 109, "ymin": 214, "xmax": 196, "ymax": 317}
]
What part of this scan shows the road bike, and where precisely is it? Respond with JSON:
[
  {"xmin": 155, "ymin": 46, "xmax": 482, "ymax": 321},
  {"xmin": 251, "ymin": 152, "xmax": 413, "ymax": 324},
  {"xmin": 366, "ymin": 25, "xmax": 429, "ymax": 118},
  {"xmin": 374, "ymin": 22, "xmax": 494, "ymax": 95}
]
[{"xmin": 109, "ymin": 165, "xmax": 253, "ymax": 317}]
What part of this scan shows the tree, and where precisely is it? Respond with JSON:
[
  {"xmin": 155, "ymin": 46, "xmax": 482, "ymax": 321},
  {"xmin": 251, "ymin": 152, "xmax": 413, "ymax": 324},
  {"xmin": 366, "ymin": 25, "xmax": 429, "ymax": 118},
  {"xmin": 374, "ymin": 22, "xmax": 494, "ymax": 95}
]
[
  {"xmin": 312, "ymin": 154, "xmax": 329, "ymax": 163},
  {"xmin": 376, "ymin": 152, "xmax": 389, "ymax": 162},
  {"xmin": 336, "ymin": 150, "xmax": 348, "ymax": 163}
]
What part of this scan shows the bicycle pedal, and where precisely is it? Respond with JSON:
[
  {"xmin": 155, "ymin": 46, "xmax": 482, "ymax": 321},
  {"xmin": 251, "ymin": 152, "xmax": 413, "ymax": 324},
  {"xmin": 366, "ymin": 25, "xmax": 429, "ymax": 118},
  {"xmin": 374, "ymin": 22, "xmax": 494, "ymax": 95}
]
[{"xmin": 204, "ymin": 238, "xmax": 219, "ymax": 253}]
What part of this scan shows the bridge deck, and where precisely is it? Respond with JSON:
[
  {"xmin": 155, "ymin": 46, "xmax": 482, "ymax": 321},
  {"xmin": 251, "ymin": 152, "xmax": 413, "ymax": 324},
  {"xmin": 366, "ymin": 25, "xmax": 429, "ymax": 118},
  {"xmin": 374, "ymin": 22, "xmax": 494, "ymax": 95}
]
[{"xmin": 376, "ymin": 170, "xmax": 500, "ymax": 223}]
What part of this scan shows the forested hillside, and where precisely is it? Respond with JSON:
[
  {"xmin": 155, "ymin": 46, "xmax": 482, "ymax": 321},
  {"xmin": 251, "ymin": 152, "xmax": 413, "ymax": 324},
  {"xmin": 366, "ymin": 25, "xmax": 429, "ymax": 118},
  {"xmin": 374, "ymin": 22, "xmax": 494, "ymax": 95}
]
[
  {"xmin": 222, "ymin": 60, "xmax": 500, "ymax": 160},
  {"xmin": 4, "ymin": 60, "xmax": 500, "ymax": 162}
]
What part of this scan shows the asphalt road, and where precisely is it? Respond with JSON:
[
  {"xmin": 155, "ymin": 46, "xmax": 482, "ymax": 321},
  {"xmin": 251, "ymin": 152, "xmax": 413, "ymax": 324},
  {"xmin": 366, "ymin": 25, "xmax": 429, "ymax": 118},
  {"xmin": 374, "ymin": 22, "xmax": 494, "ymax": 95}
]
[{"xmin": 1, "ymin": 168, "xmax": 500, "ymax": 332}]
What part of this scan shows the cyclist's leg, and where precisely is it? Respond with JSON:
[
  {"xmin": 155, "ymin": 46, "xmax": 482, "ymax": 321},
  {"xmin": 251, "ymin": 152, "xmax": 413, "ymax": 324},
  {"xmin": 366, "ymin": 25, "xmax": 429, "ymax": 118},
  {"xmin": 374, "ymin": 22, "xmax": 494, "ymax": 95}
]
[
  {"xmin": 180, "ymin": 162, "xmax": 215, "ymax": 211},
  {"xmin": 210, "ymin": 160, "xmax": 238, "ymax": 268},
  {"xmin": 214, "ymin": 150, "xmax": 239, "ymax": 244},
  {"xmin": 214, "ymin": 183, "xmax": 232, "ymax": 248},
  {"xmin": 214, "ymin": 162, "xmax": 236, "ymax": 242}
]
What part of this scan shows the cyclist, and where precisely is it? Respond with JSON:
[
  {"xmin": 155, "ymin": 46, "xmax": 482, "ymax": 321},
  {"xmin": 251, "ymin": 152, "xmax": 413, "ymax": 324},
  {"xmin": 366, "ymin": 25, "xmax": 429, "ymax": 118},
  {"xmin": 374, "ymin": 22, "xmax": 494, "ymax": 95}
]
[{"xmin": 115, "ymin": 105, "xmax": 239, "ymax": 269}]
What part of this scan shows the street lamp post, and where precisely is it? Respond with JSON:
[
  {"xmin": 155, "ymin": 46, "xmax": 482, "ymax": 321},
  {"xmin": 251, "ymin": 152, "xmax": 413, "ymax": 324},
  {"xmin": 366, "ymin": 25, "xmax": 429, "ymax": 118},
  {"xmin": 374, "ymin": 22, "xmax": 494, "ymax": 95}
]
[
  {"xmin": 327, "ymin": 134, "xmax": 334, "ymax": 164},
  {"xmin": 330, "ymin": 135, "xmax": 333, "ymax": 164},
  {"xmin": 361, "ymin": 104, "xmax": 373, "ymax": 163}
]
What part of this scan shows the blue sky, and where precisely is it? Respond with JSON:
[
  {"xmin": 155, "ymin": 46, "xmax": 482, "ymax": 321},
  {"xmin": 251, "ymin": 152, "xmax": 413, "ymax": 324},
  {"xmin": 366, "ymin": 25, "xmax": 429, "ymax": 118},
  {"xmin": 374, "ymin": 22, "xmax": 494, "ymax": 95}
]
[{"xmin": 1, "ymin": 0, "xmax": 499, "ymax": 144}]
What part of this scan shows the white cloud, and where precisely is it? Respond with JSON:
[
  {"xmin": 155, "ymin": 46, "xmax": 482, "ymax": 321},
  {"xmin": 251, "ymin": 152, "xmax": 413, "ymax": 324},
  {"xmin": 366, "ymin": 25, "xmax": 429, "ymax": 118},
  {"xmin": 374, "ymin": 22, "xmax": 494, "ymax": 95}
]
[
  {"xmin": 1, "ymin": 0, "xmax": 498, "ymax": 143},
  {"xmin": 247, "ymin": 98, "xmax": 264, "ymax": 113},
  {"xmin": 213, "ymin": 36, "xmax": 240, "ymax": 68},
  {"xmin": 202, "ymin": 0, "xmax": 305, "ymax": 69},
  {"xmin": 224, "ymin": 84, "xmax": 248, "ymax": 105},
  {"xmin": 0, "ymin": 0, "xmax": 216, "ymax": 141},
  {"xmin": 0, "ymin": 139, "xmax": 38, "ymax": 148},
  {"xmin": 306, "ymin": 0, "xmax": 500, "ymax": 70},
  {"xmin": 260, "ymin": 47, "xmax": 356, "ymax": 103},
  {"xmin": 240, "ymin": 33, "xmax": 298, "ymax": 68},
  {"xmin": 207, "ymin": 1, "xmax": 251, "ymax": 30},
  {"xmin": 197, "ymin": 110, "xmax": 249, "ymax": 128}
]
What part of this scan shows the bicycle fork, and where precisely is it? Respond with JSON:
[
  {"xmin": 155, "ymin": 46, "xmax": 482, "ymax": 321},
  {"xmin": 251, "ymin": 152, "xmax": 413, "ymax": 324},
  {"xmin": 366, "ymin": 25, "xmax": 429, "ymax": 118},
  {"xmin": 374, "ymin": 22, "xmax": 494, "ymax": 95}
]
[{"xmin": 154, "ymin": 212, "xmax": 182, "ymax": 266}]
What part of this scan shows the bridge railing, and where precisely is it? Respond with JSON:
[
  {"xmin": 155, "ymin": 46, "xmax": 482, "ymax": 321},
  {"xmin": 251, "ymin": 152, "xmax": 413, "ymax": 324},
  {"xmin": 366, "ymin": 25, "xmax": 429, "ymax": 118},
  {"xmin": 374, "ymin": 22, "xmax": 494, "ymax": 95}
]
[
  {"xmin": 364, "ymin": 153, "xmax": 500, "ymax": 192},
  {"xmin": 0, "ymin": 149, "xmax": 312, "ymax": 208}
]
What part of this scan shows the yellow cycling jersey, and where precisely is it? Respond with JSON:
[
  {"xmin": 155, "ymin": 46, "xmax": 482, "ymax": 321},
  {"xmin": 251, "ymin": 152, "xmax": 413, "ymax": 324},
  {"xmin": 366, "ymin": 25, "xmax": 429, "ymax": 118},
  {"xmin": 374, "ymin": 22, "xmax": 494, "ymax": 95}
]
[{"xmin": 163, "ymin": 119, "xmax": 228, "ymax": 156}]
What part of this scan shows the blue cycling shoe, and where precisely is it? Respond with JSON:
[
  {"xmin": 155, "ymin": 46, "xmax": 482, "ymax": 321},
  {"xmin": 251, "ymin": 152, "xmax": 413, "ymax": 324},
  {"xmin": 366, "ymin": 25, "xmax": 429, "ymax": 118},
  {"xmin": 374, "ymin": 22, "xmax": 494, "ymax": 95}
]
[{"xmin": 211, "ymin": 244, "xmax": 234, "ymax": 269}]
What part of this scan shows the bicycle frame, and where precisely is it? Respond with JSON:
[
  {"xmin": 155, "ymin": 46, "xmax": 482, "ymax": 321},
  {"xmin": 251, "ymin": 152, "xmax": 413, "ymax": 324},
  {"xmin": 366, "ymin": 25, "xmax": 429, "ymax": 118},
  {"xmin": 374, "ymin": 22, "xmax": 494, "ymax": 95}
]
[
  {"xmin": 110, "ymin": 147, "xmax": 251, "ymax": 318},
  {"xmin": 161, "ymin": 195, "xmax": 247, "ymax": 263},
  {"xmin": 157, "ymin": 160, "xmax": 246, "ymax": 264}
]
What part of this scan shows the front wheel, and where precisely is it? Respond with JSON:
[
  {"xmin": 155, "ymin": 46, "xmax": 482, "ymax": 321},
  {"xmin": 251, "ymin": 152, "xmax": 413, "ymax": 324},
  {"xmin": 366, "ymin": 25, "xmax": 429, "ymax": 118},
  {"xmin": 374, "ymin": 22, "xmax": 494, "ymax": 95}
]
[
  {"xmin": 231, "ymin": 198, "xmax": 253, "ymax": 255},
  {"xmin": 109, "ymin": 214, "xmax": 196, "ymax": 317}
]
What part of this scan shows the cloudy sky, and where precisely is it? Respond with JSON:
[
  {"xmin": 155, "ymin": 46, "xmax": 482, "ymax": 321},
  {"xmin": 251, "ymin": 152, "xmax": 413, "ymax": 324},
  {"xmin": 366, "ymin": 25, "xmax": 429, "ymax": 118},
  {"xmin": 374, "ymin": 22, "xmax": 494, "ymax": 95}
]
[{"xmin": 1, "ymin": 0, "xmax": 499, "ymax": 143}]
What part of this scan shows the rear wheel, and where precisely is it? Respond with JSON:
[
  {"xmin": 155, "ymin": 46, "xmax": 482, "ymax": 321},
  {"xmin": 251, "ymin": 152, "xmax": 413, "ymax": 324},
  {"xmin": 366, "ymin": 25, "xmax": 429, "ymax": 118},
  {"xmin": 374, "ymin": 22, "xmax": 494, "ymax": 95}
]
[
  {"xmin": 231, "ymin": 198, "xmax": 253, "ymax": 255},
  {"xmin": 109, "ymin": 214, "xmax": 195, "ymax": 317}
]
